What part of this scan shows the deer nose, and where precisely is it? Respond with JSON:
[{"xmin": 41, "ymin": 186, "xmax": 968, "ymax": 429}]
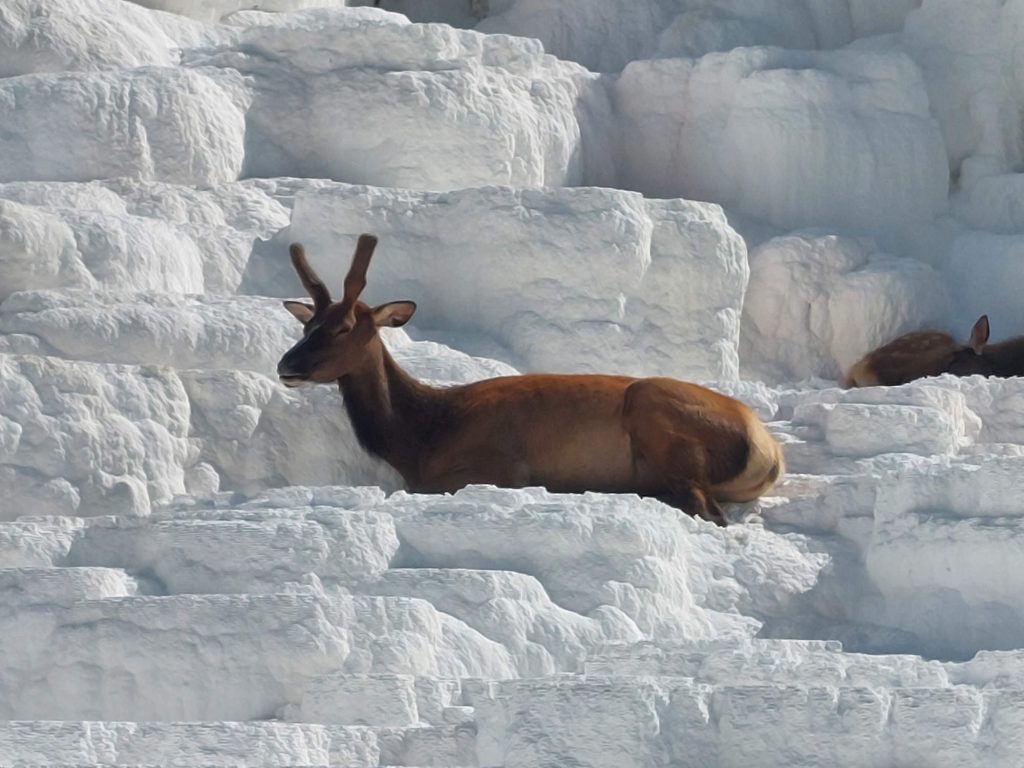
[{"xmin": 277, "ymin": 352, "xmax": 303, "ymax": 380}]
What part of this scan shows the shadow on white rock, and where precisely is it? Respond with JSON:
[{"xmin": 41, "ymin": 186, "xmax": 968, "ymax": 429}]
[{"xmin": 474, "ymin": 0, "xmax": 920, "ymax": 73}]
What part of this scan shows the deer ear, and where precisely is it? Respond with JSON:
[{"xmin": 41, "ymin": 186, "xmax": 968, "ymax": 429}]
[
  {"xmin": 969, "ymin": 314, "xmax": 990, "ymax": 354},
  {"xmin": 284, "ymin": 300, "xmax": 315, "ymax": 324},
  {"xmin": 371, "ymin": 301, "xmax": 417, "ymax": 328}
]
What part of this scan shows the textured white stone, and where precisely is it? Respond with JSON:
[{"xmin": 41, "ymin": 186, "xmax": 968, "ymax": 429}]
[
  {"xmin": 185, "ymin": 7, "xmax": 615, "ymax": 189},
  {"xmin": 0, "ymin": 289, "xmax": 518, "ymax": 381},
  {"xmin": 289, "ymin": 183, "xmax": 747, "ymax": 380},
  {"xmin": 68, "ymin": 508, "xmax": 401, "ymax": 594},
  {"xmin": 0, "ymin": 581, "xmax": 520, "ymax": 720},
  {"xmin": 133, "ymin": 0, "xmax": 350, "ymax": 24},
  {"xmin": 287, "ymin": 673, "xmax": 419, "ymax": 726},
  {"xmin": 742, "ymin": 233, "xmax": 949, "ymax": 382},
  {"xmin": 903, "ymin": 0, "xmax": 1024, "ymax": 188},
  {"xmin": 475, "ymin": 0, "xmax": 921, "ymax": 72},
  {"xmin": 585, "ymin": 639, "xmax": 951, "ymax": 687},
  {"xmin": 615, "ymin": 47, "xmax": 948, "ymax": 236},
  {"xmin": 363, "ymin": 567, "xmax": 643, "ymax": 676},
  {"xmin": 944, "ymin": 231, "xmax": 1024, "ymax": 339},
  {"xmin": 0, "ymin": 354, "xmax": 193, "ymax": 519},
  {"xmin": 382, "ymin": 487, "xmax": 826, "ymax": 641},
  {"xmin": 0, "ymin": 518, "xmax": 84, "ymax": 568},
  {"xmin": 0, "ymin": 566, "xmax": 137, "ymax": 604},
  {"xmin": 469, "ymin": 674, "xmax": 1024, "ymax": 768},
  {"xmin": 0, "ymin": 68, "xmax": 249, "ymax": 186},
  {"xmin": 0, "ymin": 179, "xmax": 293, "ymax": 297},
  {"xmin": 5, "ymin": 0, "xmax": 1024, "ymax": 764},
  {"xmin": 0, "ymin": 589, "xmax": 350, "ymax": 720},
  {"xmin": 0, "ymin": 0, "xmax": 215, "ymax": 76},
  {"xmin": 0, "ymin": 721, "xmax": 381, "ymax": 767}
]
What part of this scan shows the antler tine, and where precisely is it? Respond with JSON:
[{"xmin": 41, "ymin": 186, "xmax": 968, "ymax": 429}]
[
  {"xmin": 342, "ymin": 233, "xmax": 379, "ymax": 307},
  {"xmin": 289, "ymin": 243, "xmax": 332, "ymax": 311}
]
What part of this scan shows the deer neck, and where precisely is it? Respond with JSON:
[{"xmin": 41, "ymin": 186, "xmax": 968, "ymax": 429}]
[
  {"xmin": 985, "ymin": 336, "xmax": 1024, "ymax": 376},
  {"xmin": 337, "ymin": 333, "xmax": 447, "ymax": 478}
]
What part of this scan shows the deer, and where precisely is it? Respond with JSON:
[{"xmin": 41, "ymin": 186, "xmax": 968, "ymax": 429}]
[
  {"xmin": 944, "ymin": 315, "xmax": 1024, "ymax": 378},
  {"xmin": 276, "ymin": 234, "xmax": 785, "ymax": 526},
  {"xmin": 842, "ymin": 314, "xmax": 1019, "ymax": 387}
]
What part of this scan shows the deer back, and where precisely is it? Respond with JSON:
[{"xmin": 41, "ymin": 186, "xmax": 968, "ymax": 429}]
[{"xmin": 844, "ymin": 330, "xmax": 963, "ymax": 387}]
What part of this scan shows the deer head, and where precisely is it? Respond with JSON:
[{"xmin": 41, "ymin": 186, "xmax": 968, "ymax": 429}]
[
  {"xmin": 946, "ymin": 315, "xmax": 996, "ymax": 377},
  {"xmin": 277, "ymin": 234, "xmax": 417, "ymax": 387}
]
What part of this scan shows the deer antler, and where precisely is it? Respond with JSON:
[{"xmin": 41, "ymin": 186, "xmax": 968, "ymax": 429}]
[
  {"xmin": 290, "ymin": 243, "xmax": 331, "ymax": 312},
  {"xmin": 342, "ymin": 234, "xmax": 379, "ymax": 308}
]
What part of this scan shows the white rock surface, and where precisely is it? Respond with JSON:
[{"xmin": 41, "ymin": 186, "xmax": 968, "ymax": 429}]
[
  {"xmin": 944, "ymin": 231, "xmax": 1024, "ymax": 338},
  {"xmin": 474, "ymin": 0, "xmax": 922, "ymax": 72},
  {"xmin": 0, "ymin": 353, "xmax": 194, "ymax": 519},
  {"xmin": 903, "ymin": 0, "xmax": 1024, "ymax": 186},
  {"xmin": 742, "ymin": 233, "xmax": 949, "ymax": 382},
  {"xmin": 0, "ymin": 5, "xmax": 616, "ymax": 190},
  {"xmin": 615, "ymin": 47, "xmax": 948, "ymax": 237},
  {"xmin": 0, "ymin": 178, "xmax": 286, "ymax": 298},
  {"xmin": 0, "ymin": 68, "xmax": 249, "ymax": 186},
  {"xmin": 201, "ymin": 7, "xmax": 616, "ymax": 188},
  {"xmin": 0, "ymin": 487, "xmax": 826, "ymax": 723},
  {"xmin": 289, "ymin": 182, "xmax": 747, "ymax": 380},
  {"xmin": 133, "ymin": 0, "xmax": 349, "ymax": 24},
  {"xmin": 0, "ymin": 721, "xmax": 383, "ymax": 767},
  {"xmin": 0, "ymin": 177, "xmax": 746, "ymax": 380},
  {"xmin": 0, "ymin": 0, "xmax": 215, "ymax": 76},
  {"xmin": 6, "ymin": 0, "xmax": 1024, "ymax": 765}
]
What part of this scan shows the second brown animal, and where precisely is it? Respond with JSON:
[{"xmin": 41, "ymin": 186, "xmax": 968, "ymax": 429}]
[{"xmin": 844, "ymin": 315, "xmax": 1024, "ymax": 387}]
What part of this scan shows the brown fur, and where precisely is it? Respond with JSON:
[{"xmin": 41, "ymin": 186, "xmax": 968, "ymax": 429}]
[
  {"xmin": 843, "ymin": 331, "xmax": 963, "ymax": 388},
  {"xmin": 946, "ymin": 315, "xmax": 1024, "ymax": 378},
  {"xmin": 844, "ymin": 315, "xmax": 1024, "ymax": 388},
  {"xmin": 278, "ymin": 235, "xmax": 785, "ymax": 526}
]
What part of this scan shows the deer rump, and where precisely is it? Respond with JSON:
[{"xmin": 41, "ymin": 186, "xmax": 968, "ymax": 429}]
[{"xmin": 277, "ymin": 234, "xmax": 784, "ymax": 526}]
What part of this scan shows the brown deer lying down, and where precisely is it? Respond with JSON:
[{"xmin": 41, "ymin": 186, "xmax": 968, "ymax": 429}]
[
  {"xmin": 276, "ymin": 234, "xmax": 784, "ymax": 526},
  {"xmin": 843, "ymin": 315, "xmax": 1018, "ymax": 387}
]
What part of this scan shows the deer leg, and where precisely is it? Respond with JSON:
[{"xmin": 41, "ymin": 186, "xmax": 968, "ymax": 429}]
[
  {"xmin": 658, "ymin": 478, "xmax": 726, "ymax": 527},
  {"xmin": 625, "ymin": 386, "xmax": 727, "ymax": 526},
  {"xmin": 652, "ymin": 438, "xmax": 727, "ymax": 526},
  {"xmin": 628, "ymin": 427, "xmax": 726, "ymax": 525}
]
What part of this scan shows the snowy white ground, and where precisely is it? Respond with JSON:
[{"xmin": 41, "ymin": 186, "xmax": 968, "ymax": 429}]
[{"xmin": 4, "ymin": 0, "xmax": 1024, "ymax": 765}]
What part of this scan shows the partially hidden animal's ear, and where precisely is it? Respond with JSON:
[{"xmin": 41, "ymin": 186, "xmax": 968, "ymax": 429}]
[
  {"xmin": 969, "ymin": 314, "xmax": 990, "ymax": 354},
  {"xmin": 283, "ymin": 300, "xmax": 315, "ymax": 324},
  {"xmin": 371, "ymin": 301, "xmax": 417, "ymax": 328}
]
